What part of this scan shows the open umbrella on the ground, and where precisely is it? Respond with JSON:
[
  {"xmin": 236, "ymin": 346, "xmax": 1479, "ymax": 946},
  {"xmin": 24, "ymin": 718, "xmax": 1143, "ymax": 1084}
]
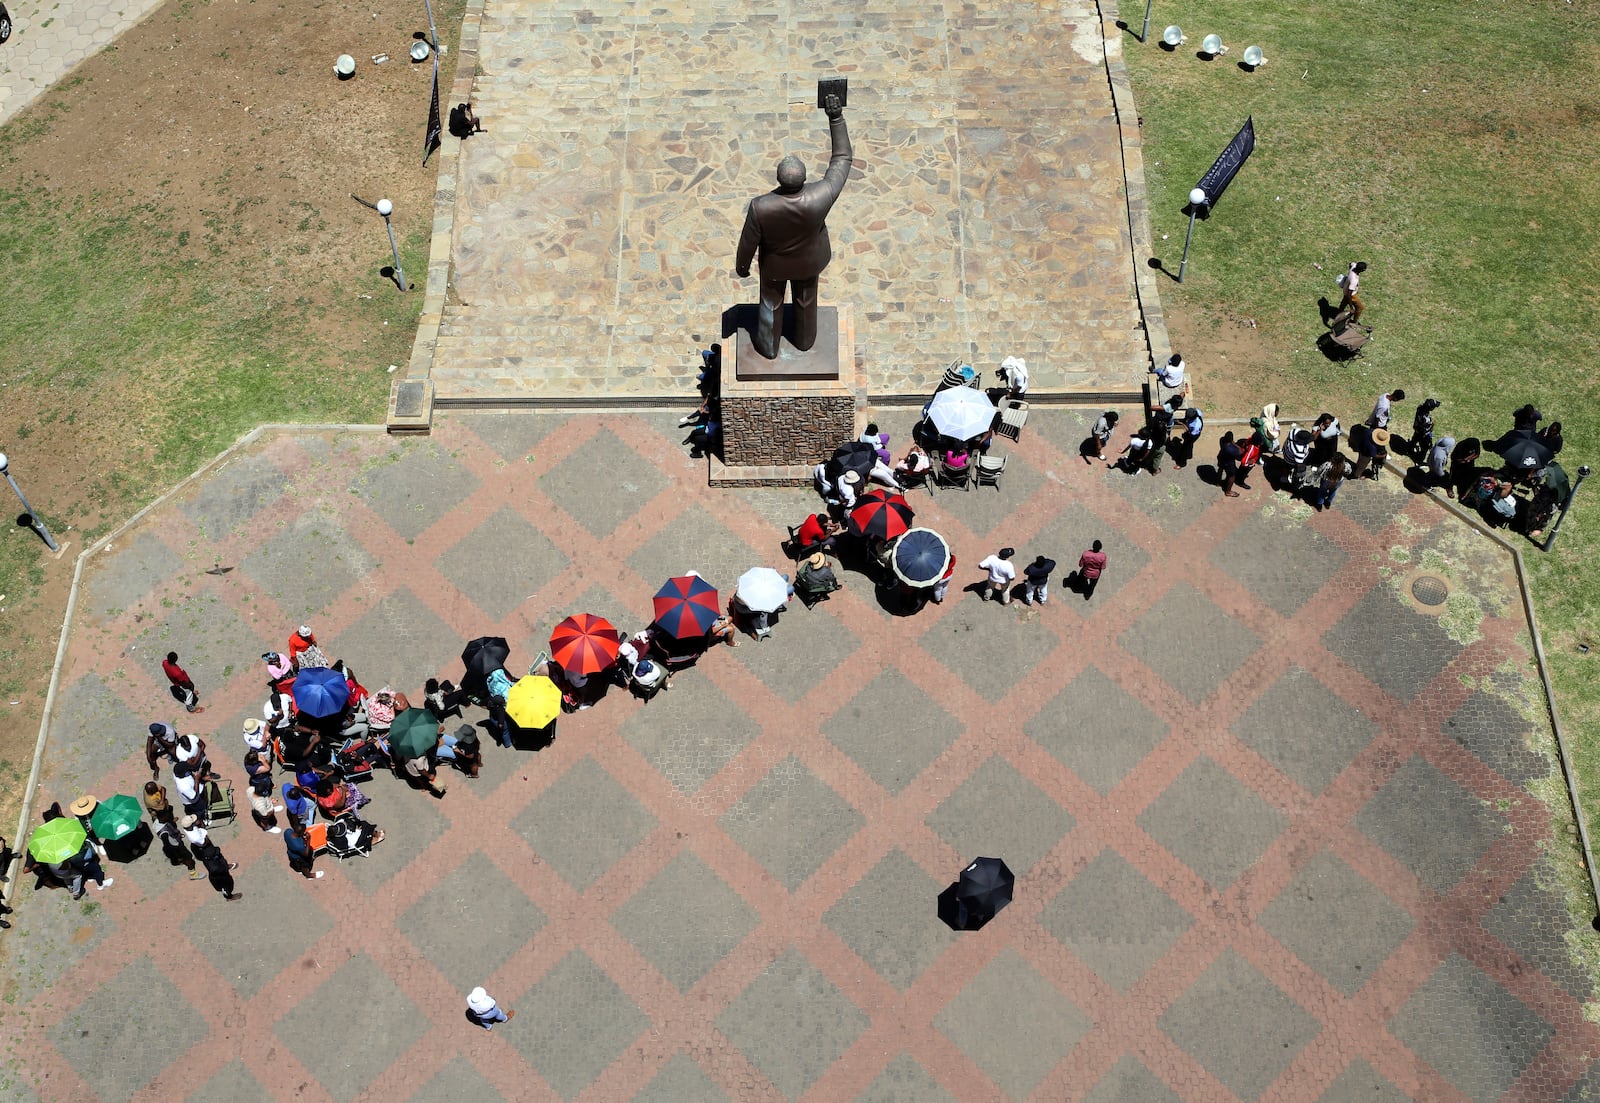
[
  {"xmin": 91, "ymin": 794, "xmax": 152, "ymax": 862},
  {"xmin": 549, "ymin": 614, "xmax": 621, "ymax": 676},
  {"xmin": 505, "ymin": 675, "xmax": 561, "ymax": 730},
  {"xmin": 736, "ymin": 567, "xmax": 790, "ymax": 613},
  {"xmin": 461, "ymin": 636, "xmax": 511, "ymax": 695},
  {"xmin": 28, "ymin": 818, "xmax": 86, "ymax": 864},
  {"xmin": 927, "ymin": 386, "xmax": 997, "ymax": 440},
  {"xmin": 826, "ymin": 440, "xmax": 878, "ymax": 485},
  {"xmin": 892, "ymin": 528, "xmax": 951, "ymax": 588},
  {"xmin": 389, "ymin": 707, "xmax": 443, "ymax": 761},
  {"xmin": 848, "ymin": 491, "xmax": 915, "ymax": 540},
  {"xmin": 292, "ymin": 666, "xmax": 350, "ymax": 719},
  {"xmin": 1490, "ymin": 429, "xmax": 1553, "ymax": 472},
  {"xmin": 653, "ymin": 575, "xmax": 721, "ymax": 639},
  {"xmin": 938, "ymin": 882, "xmax": 979, "ymax": 931},
  {"xmin": 956, "ymin": 856, "xmax": 1014, "ymax": 922}
]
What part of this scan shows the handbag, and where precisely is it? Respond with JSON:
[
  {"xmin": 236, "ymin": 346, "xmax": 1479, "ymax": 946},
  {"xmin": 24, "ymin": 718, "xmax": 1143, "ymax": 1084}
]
[{"xmin": 1239, "ymin": 442, "xmax": 1262, "ymax": 468}]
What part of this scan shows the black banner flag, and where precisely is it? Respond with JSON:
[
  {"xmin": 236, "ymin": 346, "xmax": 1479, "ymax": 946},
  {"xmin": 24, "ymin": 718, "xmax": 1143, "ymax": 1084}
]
[
  {"xmin": 1194, "ymin": 116, "xmax": 1255, "ymax": 208},
  {"xmin": 423, "ymin": 53, "xmax": 442, "ymax": 165}
]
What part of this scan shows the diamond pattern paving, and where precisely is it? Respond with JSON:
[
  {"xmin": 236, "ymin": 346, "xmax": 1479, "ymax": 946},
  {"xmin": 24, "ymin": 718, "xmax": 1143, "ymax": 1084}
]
[
  {"xmin": 511, "ymin": 951, "xmax": 652, "ymax": 1101},
  {"xmin": 1354, "ymin": 755, "xmax": 1506, "ymax": 894},
  {"xmin": 935, "ymin": 948, "xmax": 1092, "ymax": 1099},
  {"xmin": 396, "ymin": 852, "xmax": 546, "ymax": 991},
  {"xmin": 926, "ymin": 755, "xmax": 1074, "ymax": 874},
  {"xmin": 1039, "ymin": 849, "xmax": 1191, "ymax": 992},
  {"xmin": 1159, "ymin": 950, "xmax": 1321, "ymax": 1100},
  {"xmin": 823, "ymin": 849, "xmax": 955, "ymax": 990},
  {"xmin": 721, "ymin": 756, "xmax": 865, "ymax": 890},
  {"xmin": 513, "ymin": 756, "xmax": 658, "ymax": 891},
  {"xmin": 716, "ymin": 949, "xmax": 870, "ymax": 1100},
  {"xmin": 1323, "ymin": 586, "xmax": 1461, "ymax": 702},
  {"xmin": 274, "ymin": 955, "xmax": 428, "ymax": 1103},
  {"xmin": 1390, "ymin": 954, "xmax": 1554, "ymax": 1103},
  {"xmin": 823, "ymin": 669, "xmax": 964, "ymax": 793},
  {"xmin": 611, "ymin": 851, "xmax": 759, "ymax": 992},
  {"xmin": 1120, "ymin": 583, "xmax": 1260, "ymax": 703},
  {"xmin": 1258, "ymin": 851, "xmax": 1414, "ymax": 996},
  {"xmin": 15, "ymin": 407, "xmax": 1598, "ymax": 1103},
  {"xmin": 435, "ymin": 506, "xmax": 568, "ymax": 620},
  {"xmin": 1137, "ymin": 756, "xmax": 1287, "ymax": 891},
  {"xmin": 1233, "ymin": 665, "xmax": 1377, "ymax": 794},
  {"xmin": 51, "ymin": 957, "xmax": 208, "ymax": 1103}
]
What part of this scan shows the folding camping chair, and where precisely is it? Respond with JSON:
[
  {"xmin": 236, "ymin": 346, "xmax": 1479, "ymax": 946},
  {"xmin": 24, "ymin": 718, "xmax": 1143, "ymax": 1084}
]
[
  {"xmin": 203, "ymin": 780, "xmax": 236, "ymax": 827},
  {"xmin": 995, "ymin": 399, "xmax": 1029, "ymax": 442},
  {"xmin": 1319, "ymin": 320, "xmax": 1372, "ymax": 361},
  {"xmin": 311, "ymin": 814, "xmax": 374, "ymax": 861}
]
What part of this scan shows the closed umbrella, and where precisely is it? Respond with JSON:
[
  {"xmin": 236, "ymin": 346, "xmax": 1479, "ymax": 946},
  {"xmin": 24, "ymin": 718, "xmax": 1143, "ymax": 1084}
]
[
  {"xmin": 956, "ymin": 856, "xmax": 1014, "ymax": 921},
  {"xmin": 461, "ymin": 636, "xmax": 511, "ymax": 695},
  {"xmin": 927, "ymin": 386, "xmax": 997, "ymax": 440},
  {"xmin": 292, "ymin": 666, "xmax": 350, "ymax": 719},
  {"xmin": 549, "ymin": 614, "xmax": 621, "ymax": 676},
  {"xmin": 28, "ymin": 818, "xmax": 87, "ymax": 864},
  {"xmin": 848, "ymin": 492, "xmax": 915, "ymax": 540},
  {"xmin": 736, "ymin": 568, "xmax": 790, "ymax": 614},
  {"xmin": 653, "ymin": 575, "xmax": 721, "ymax": 639},
  {"xmin": 389, "ymin": 707, "xmax": 442, "ymax": 761},
  {"xmin": 892, "ymin": 528, "xmax": 952, "ymax": 588},
  {"xmin": 505, "ymin": 675, "xmax": 561, "ymax": 729}
]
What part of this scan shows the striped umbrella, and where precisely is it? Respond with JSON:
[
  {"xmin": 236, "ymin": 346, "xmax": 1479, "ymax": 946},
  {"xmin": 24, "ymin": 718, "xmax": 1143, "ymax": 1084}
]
[
  {"xmin": 652, "ymin": 575, "xmax": 721, "ymax": 639},
  {"xmin": 848, "ymin": 492, "xmax": 915, "ymax": 540},
  {"xmin": 549, "ymin": 614, "xmax": 622, "ymax": 676}
]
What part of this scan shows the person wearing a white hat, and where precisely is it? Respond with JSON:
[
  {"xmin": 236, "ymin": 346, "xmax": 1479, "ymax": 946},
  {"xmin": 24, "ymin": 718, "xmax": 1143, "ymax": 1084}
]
[
  {"xmin": 466, "ymin": 987, "xmax": 514, "ymax": 1030},
  {"xmin": 287, "ymin": 625, "xmax": 317, "ymax": 665}
]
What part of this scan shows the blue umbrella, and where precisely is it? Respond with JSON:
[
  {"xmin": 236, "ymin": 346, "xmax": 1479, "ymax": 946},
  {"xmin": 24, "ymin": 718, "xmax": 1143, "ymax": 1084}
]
[
  {"xmin": 292, "ymin": 666, "xmax": 350, "ymax": 719},
  {"xmin": 892, "ymin": 528, "xmax": 952, "ymax": 587}
]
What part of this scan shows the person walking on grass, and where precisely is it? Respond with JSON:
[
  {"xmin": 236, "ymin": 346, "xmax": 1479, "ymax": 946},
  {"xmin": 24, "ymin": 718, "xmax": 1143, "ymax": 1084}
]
[
  {"xmin": 161, "ymin": 652, "xmax": 205, "ymax": 714},
  {"xmin": 978, "ymin": 548, "xmax": 1016, "ymax": 604},
  {"xmin": 1334, "ymin": 261, "xmax": 1367, "ymax": 324},
  {"xmin": 1077, "ymin": 541, "xmax": 1108, "ymax": 600}
]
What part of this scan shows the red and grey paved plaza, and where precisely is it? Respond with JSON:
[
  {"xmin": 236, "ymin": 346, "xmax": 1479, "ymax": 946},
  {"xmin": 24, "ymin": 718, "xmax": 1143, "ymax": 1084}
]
[{"xmin": 1, "ymin": 409, "xmax": 1595, "ymax": 1102}]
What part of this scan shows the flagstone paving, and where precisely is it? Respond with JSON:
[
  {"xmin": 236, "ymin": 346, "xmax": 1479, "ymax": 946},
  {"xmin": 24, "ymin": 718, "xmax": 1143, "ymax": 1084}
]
[{"xmin": 2, "ymin": 409, "xmax": 1597, "ymax": 1102}]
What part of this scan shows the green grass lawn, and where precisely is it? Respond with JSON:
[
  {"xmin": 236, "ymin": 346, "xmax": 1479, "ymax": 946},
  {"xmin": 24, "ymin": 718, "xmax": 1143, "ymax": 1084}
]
[{"xmin": 1125, "ymin": 0, "xmax": 1600, "ymax": 891}]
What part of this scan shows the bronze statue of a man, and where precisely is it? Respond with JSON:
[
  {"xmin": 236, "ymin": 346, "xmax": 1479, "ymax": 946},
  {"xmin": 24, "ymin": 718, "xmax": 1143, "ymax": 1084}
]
[{"xmin": 735, "ymin": 94, "xmax": 853, "ymax": 360}]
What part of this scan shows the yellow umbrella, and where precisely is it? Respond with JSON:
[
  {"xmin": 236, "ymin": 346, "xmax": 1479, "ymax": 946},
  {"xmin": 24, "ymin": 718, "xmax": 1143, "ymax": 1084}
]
[{"xmin": 504, "ymin": 676, "xmax": 561, "ymax": 729}]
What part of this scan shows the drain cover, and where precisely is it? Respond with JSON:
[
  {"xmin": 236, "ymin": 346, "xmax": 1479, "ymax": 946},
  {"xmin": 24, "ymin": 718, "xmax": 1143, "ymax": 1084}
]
[{"xmin": 1411, "ymin": 575, "xmax": 1450, "ymax": 606}]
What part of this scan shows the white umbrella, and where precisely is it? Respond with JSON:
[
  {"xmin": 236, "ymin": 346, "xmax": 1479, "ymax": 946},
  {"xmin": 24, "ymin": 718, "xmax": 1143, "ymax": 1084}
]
[
  {"xmin": 927, "ymin": 386, "xmax": 997, "ymax": 440},
  {"xmin": 736, "ymin": 567, "xmax": 790, "ymax": 613}
]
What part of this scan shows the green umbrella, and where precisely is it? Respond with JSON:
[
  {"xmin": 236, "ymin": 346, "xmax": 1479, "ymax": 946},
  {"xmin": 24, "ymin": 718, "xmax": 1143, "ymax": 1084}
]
[
  {"xmin": 28, "ymin": 818, "xmax": 87, "ymax": 864},
  {"xmin": 89, "ymin": 794, "xmax": 143, "ymax": 842},
  {"xmin": 389, "ymin": 708, "xmax": 442, "ymax": 760}
]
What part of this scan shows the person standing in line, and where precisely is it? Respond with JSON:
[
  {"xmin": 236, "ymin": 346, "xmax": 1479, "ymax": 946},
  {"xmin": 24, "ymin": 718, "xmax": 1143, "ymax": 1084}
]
[
  {"xmin": 931, "ymin": 553, "xmax": 956, "ymax": 604},
  {"xmin": 285, "ymin": 824, "xmax": 325, "ymax": 880},
  {"xmin": 1315, "ymin": 455, "xmax": 1349, "ymax": 512},
  {"xmin": 1077, "ymin": 541, "xmax": 1108, "ymax": 600},
  {"xmin": 1427, "ymin": 436, "xmax": 1456, "ymax": 494},
  {"xmin": 1366, "ymin": 387, "xmax": 1406, "ymax": 430},
  {"xmin": 1172, "ymin": 405, "xmax": 1204, "ymax": 468},
  {"xmin": 161, "ymin": 652, "xmax": 205, "ymax": 714},
  {"xmin": 1021, "ymin": 554, "xmax": 1056, "ymax": 606},
  {"xmin": 466, "ymin": 987, "xmax": 515, "ymax": 1030},
  {"xmin": 977, "ymin": 548, "xmax": 1017, "ymax": 604},
  {"xmin": 1410, "ymin": 398, "xmax": 1440, "ymax": 460},
  {"xmin": 1334, "ymin": 261, "xmax": 1367, "ymax": 324},
  {"xmin": 1087, "ymin": 410, "xmax": 1118, "ymax": 463},
  {"xmin": 1309, "ymin": 413, "xmax": 1341, "ymax": 467},
  {"xmin": 1218, "ymin": 432, "xmax": 1243, "ymax": 498},
  {"xmin": 181, "ymin": 816, "xmax": 241, "ymax": 901}
]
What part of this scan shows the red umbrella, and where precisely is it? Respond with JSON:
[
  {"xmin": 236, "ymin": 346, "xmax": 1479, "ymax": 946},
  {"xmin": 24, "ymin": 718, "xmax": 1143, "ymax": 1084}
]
[
  {"xmin": 653, "ymin": 575, "xmax": 721, "ymax": 639},
  {"xmin": 848, "ymin": 492, "xmax": 915, "ymax": 540},
  {"xmin": 549, "ymin": 614, "xmax": 621, "ymax": 675}
]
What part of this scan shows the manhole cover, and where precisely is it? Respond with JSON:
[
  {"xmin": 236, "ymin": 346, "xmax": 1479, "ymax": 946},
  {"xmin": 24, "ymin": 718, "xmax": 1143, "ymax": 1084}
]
[{"xmin": 1411, "ymin": 575, "xmax": 1450, "ymax": 606}]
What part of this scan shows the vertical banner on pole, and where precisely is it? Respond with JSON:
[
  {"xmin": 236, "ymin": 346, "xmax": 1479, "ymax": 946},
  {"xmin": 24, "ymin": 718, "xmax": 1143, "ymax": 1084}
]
[
  {"xmin": 423, "ymin": 55, "xmax": 442, "ymax": 164},
  {"xmin": 1194, "ymin": 116, "xmax": 1256, "ymax": 209}
]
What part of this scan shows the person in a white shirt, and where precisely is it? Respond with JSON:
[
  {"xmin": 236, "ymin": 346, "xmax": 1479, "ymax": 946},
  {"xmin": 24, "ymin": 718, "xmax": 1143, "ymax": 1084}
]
[
  {"xmin": 977, "ymin": 547, "xmax": 1017, "ymax": 604},
  {"xmin": 1152, "ymin": 353, "xmax": 1185, "ymax": 391},
  {"xmin": 1335, "ymin": 261, "xmax": 1367, "ymax": 322},
  {"xmin": 997, "ymin": 356, "xmax": 1028, "ymax": 398}
]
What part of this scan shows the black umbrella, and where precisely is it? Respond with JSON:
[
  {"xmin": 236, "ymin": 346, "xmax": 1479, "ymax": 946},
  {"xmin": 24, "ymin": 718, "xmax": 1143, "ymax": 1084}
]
[
  {"xmin": 826, "ymin": 440, "xmax": 877, "ymax": 485},
  {"xmin": 1489, "ymin": 429, "xmax": 1552, "ymax": 472},
  {"xmin": 956, "ymin": 856, "xmax": 1014, "ymax": 921},
  {"xmin": 461, "ymin": 636, "xmax": 510, "ymax": 695}
]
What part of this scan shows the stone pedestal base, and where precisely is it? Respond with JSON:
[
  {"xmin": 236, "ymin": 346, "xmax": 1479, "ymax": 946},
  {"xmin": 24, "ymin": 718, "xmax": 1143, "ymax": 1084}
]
[{"xmin": 714, "ymin": 304, "xmax": 859, "ymax": 485}]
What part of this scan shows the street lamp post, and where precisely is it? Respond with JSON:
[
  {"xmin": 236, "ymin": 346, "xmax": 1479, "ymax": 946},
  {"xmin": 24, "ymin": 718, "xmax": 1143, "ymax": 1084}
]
[
  {"xmin": 376, "ymin": 198, "xmax": 408, "ymax": 292},
  {"xmin": 1544, "ymin": 464, "xmax": 1591, "ymax": 551},
  {"xmin": 0, "ymin": 452, "xmax": 60, "ymax": 552},
  {"xmin": 1177, "ymin": 187, "xmax": 1207, "ymax": 283},
  {"xmin": 1140, "ymin": 0, "xmax": 1155, "ymax": 42}
]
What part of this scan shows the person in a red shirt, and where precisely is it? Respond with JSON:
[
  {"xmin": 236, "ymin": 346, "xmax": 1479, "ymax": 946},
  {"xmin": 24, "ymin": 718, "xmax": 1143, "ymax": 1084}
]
[
  {"xmin": 162, "ymin": 652, "xmax": 204, "ymax": 713},
  {"xmin": 1077, "ymin": 541, "xmax": 1108, "ymax": 600},
  {"xmin": 794, "ymin": 512, "xmax": 842, "ymax": 555},
  {"xmin": 287, "ymin": 625, "xmax": 316, "ymax": 664}
]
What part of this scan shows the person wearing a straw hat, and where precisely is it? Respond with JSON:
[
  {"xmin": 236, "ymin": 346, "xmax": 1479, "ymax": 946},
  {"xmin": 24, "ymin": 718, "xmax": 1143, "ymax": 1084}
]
[
  {"xmin": 1350, "ymin": 424, "xmax": 1388, "ymax": 481},
  {"xmin": 466, "ymin": 986, "xmax": 515, "ymax": 1030},
  {"xmin": 69, "ymin": 795, "xmax": 108, "ymax": 856}
]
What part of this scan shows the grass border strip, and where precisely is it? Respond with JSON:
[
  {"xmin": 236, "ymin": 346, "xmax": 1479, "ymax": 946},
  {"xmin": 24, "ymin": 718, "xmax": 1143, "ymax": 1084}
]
[{"xmin": 0, "ymin": 423, "xmax": 385, "ymax": 907}]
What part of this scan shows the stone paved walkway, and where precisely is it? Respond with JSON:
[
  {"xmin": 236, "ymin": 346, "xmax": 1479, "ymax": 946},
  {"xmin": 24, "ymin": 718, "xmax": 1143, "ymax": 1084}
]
[
  {"xmin": 430, "ymin": 0, "xmax": 1147, "ymax": 401},
  {"xmin": 0, "ymin": 0, "xmax": 163, "ymax": 128},
  {"xmin": 2, "ymin": 410, "xmax": 1596, "ymax": 1102}
]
